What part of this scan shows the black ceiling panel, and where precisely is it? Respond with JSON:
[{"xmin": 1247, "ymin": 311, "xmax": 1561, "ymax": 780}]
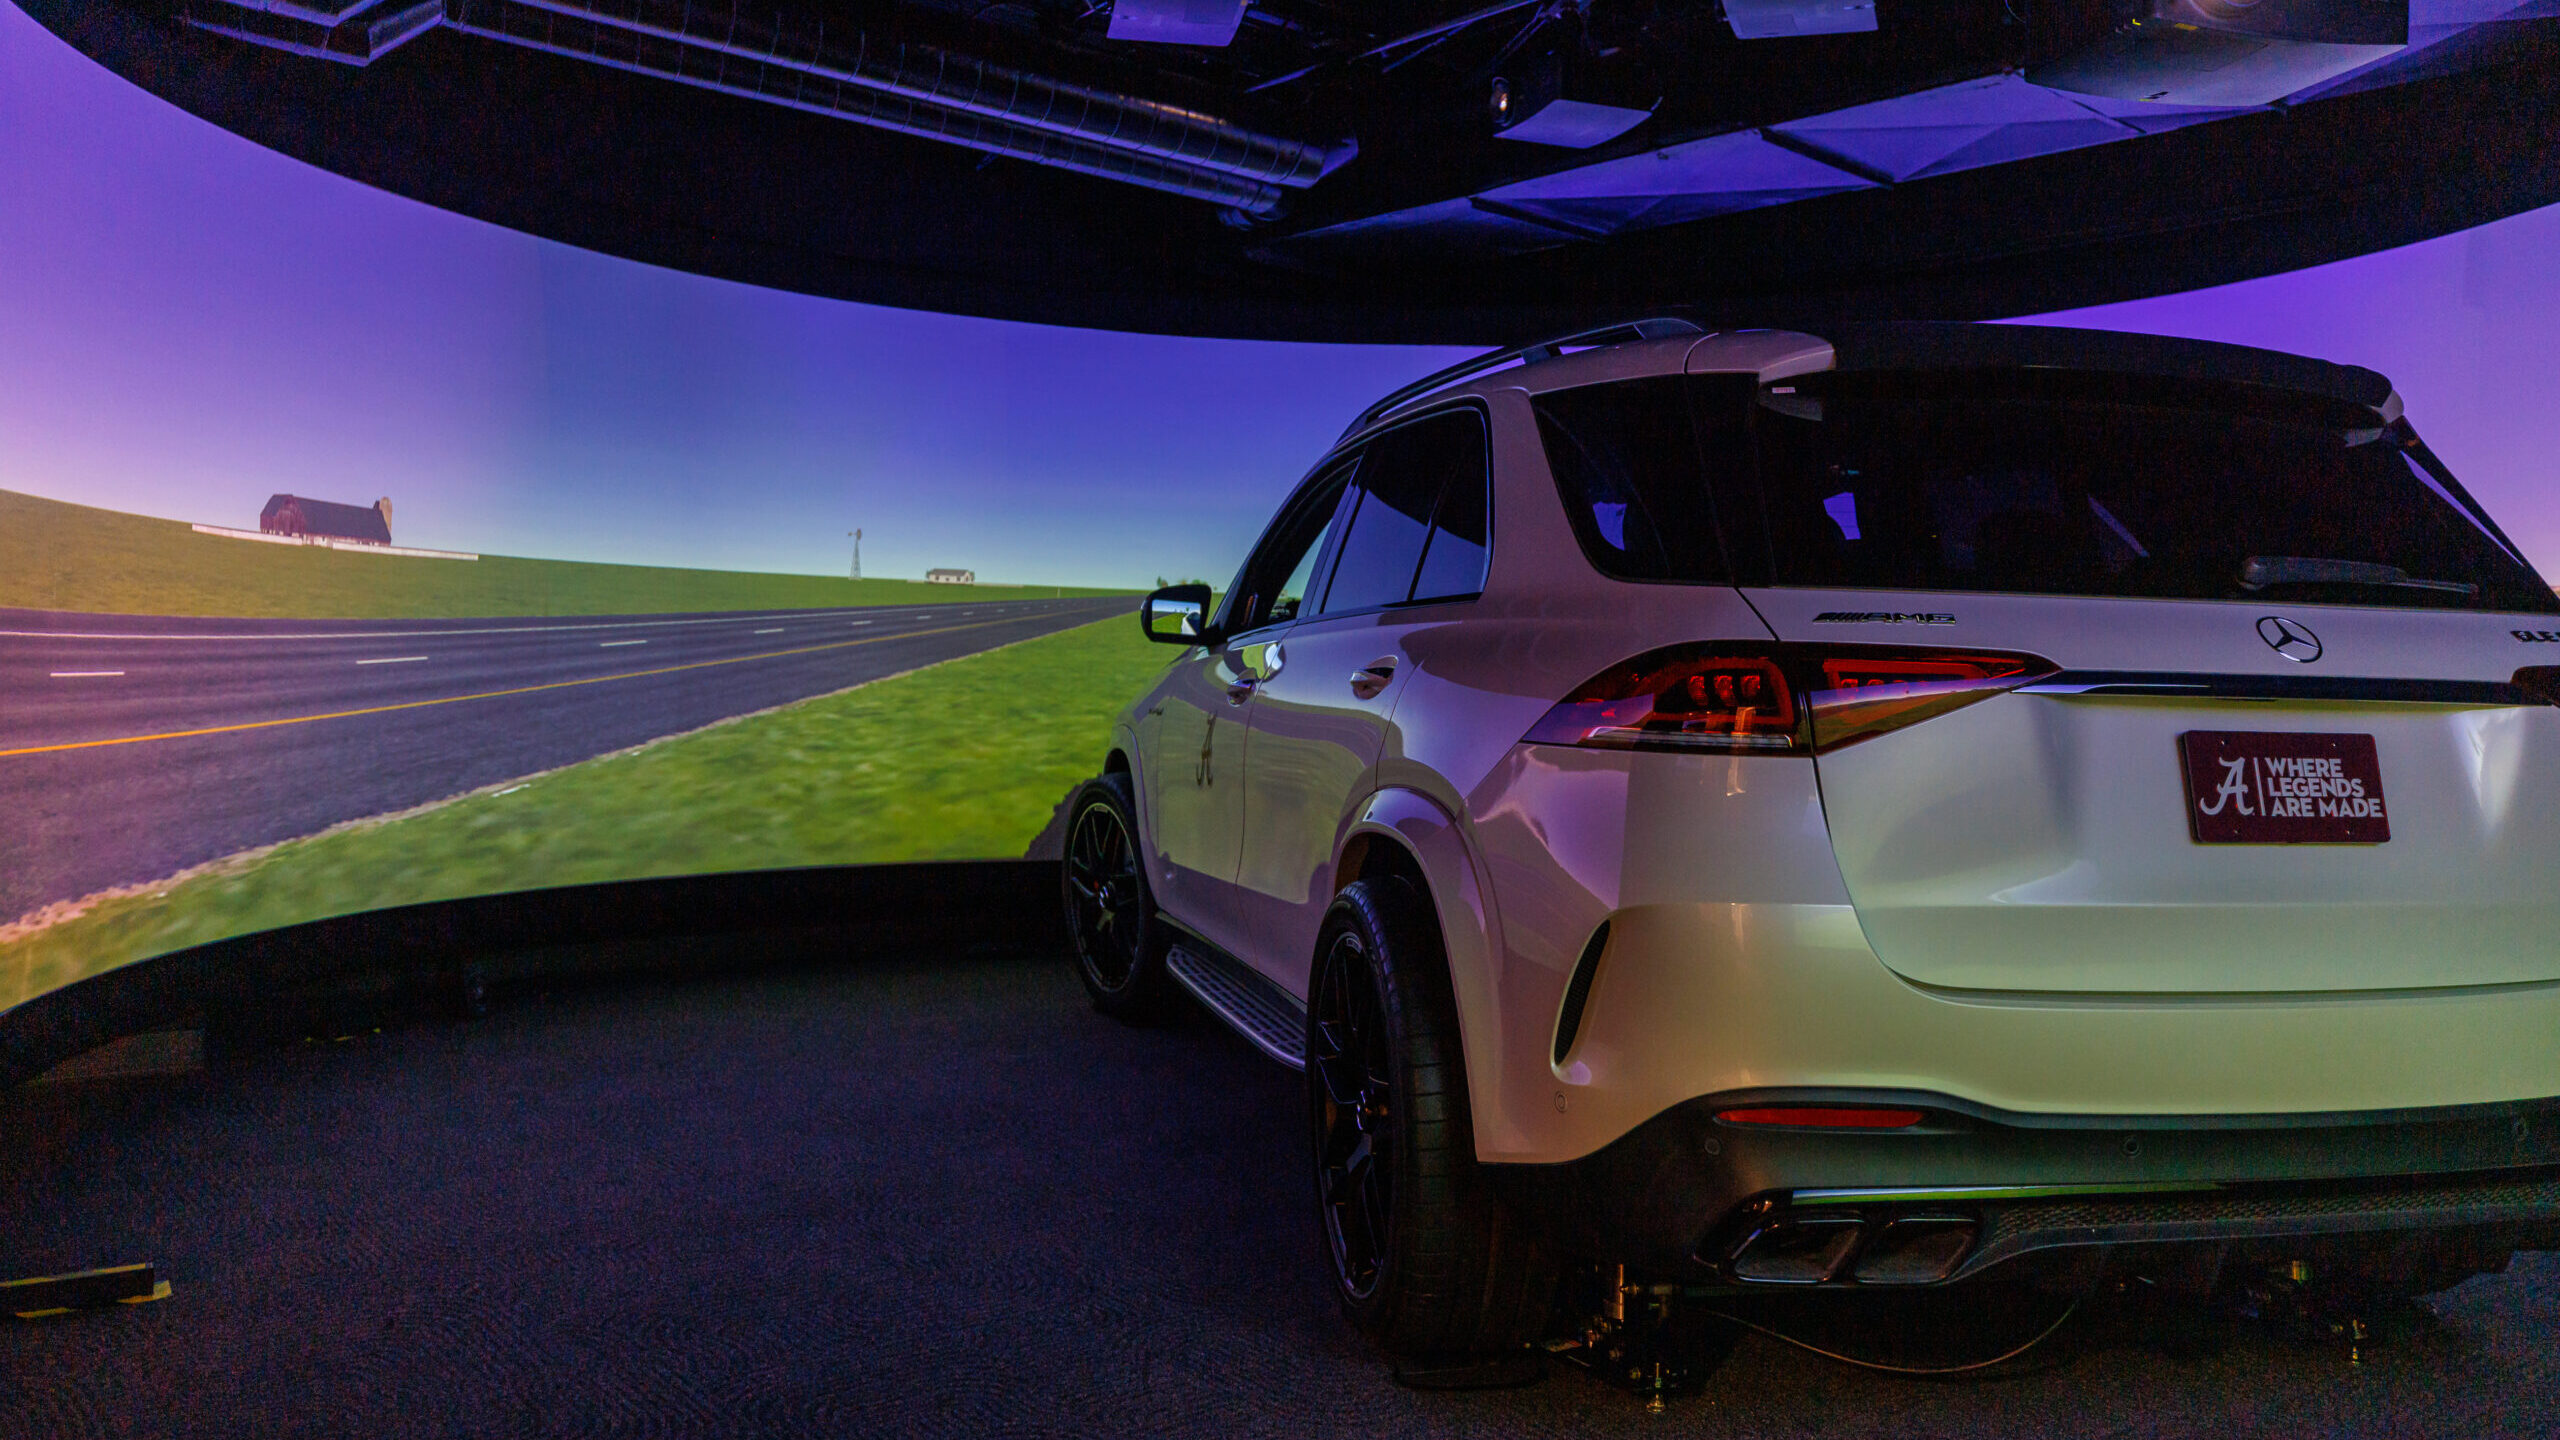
[{"xmin": 17, "ymin": 0, "xmax": 2559, "ymax": 341}]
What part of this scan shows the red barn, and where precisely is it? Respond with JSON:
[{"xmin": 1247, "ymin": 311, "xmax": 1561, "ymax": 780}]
[{"xmin": 261, "ymin": 494, "xmax": 393, "ymax": 545}]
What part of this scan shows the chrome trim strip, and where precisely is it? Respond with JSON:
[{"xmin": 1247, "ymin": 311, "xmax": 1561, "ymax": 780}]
[
  {"xmin": 1791, "ymin": 1181, "xmax": 2222, "ymax": 1205},
  {"xmin": 2019, "ymin": 671, "xmax": 2527, "ymax": 704}
]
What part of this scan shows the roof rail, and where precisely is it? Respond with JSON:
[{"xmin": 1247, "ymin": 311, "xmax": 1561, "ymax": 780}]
[{"xmin": 1338, "ymin": 316, "xmax": 1705, "ymax": 442}]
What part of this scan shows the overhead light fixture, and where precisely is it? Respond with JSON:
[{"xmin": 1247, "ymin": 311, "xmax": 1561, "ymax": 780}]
[
  {"xmin": 1722, "ymin": 0, "xmax": 1879, "ymax": 40},
  {"xmin": 1108, "ymin": 0, "xmax": 1251, "ymax": 47},
  {"xmin": 2160, "ymin": 0, "xmax": 2405, "ymax": 46},
  {"xmin": 2031, "ymin": 1, "xmax": 2405, "ymax": 107},
  {"xmin": 1490, "ymin": 52, "xmax": 1655, "ymax": 149}
]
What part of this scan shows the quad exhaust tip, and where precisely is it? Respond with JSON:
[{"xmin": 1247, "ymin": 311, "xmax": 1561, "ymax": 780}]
[{"xmin": 1727, "ymin": 1212, "xmax": 1979, "ymax": 1285}]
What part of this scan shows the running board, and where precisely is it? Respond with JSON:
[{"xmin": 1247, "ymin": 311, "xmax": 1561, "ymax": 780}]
[{"xmin": 1167, "ymin": 942, "xmax": 1306, "ymax": 1070}]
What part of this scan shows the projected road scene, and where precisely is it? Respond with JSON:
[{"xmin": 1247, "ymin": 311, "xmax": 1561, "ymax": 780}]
[{"xmin": 0, "ymin": 487, "xmax": 1148, "ymax": 1006}]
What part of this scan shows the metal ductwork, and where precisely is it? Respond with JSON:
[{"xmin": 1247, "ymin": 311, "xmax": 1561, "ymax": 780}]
[
  {"xmin": 184, "ymin": 0, "xmax": 444, "ymax": 64},
  {"xmin": 180, "ymin": 0, "xmax": 1342, "ymax": 216},
  {"xmin": 227, "ymin": 0, "xmax": 399, "ymax": 23}
]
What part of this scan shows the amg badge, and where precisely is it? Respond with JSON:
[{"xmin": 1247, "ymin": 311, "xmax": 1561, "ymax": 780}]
[{"xmin": 1810, "ymin": 611, "xmax": 1956, "ymax": 625}]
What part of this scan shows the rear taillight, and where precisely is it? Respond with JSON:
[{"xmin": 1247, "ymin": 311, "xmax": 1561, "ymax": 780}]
[
  {"xmin": 1522, "ymin": 648, "xmax": 1800, "ymax": 753},
  {"xmin": 1523, "ymin": 644, "xmax": 2054, "ymax": 755},
  {"xmin": 1806, "ymin": 651, "xmax": 2051, "ymax": 751}
]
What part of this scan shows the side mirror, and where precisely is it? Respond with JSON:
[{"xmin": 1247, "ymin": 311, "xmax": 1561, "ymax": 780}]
[{"xmin": 1140, "ymin": 584, "xmax": 1216, "ymax": 645}]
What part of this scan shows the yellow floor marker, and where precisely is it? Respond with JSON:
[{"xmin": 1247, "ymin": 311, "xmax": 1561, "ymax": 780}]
[{"xmin": 4, "ymin": 1263, "xmax": 168, "ymax": 1318}]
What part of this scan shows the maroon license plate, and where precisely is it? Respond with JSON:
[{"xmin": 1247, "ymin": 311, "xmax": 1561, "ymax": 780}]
[{"xmin": 2178, "ymin": 732, "xmax": 2390, "ymax": 843}]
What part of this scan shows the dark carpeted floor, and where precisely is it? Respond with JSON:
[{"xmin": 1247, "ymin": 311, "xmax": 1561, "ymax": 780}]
[{"xmin": 4, "ymin": 946, "xmax": 2557, "ymax": 1439}]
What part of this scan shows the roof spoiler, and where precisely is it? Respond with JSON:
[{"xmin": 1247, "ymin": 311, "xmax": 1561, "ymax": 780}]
[
  {"xmin": 1342, "ymin": 317, "xmax": 2400, "ymax": 445},
  {"xmin": 1816, "ymin": 323, "xmax": 2397, "ymax": 413}
]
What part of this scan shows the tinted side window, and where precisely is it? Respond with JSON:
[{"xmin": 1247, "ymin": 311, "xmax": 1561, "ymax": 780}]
[
  {"xmin": 1412, "ymin": 429, "xmax": 1490, "ymax": 602},
  {"xmin": 1533, "ymin": 377, "xmax": 1740, "ymax": 584},
  {"xmin": 1320, "ymin": 409, "xmax": 1487, "ymax": 614},
  {"xmin": 1225, "ymin": 463, "xmax": 1354, "ymax": 636}
]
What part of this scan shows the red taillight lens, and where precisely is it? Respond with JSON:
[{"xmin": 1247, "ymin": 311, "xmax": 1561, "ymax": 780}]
[
  {"xmin": 1524, "ymin": 644, "xmax": 2055, "ymax": 756},
  {"xmin": 1806, "ymin": 651, "xmax": 2053, "ymax": 752},
  {"xmin": 1523, "ymin": 648, "xmax": 1800, "ymax": 753},
  {"xmin": 1715, "ymin": 1107, "xmax": 1927, "ymax": 1129},
  {"xmin": 1819, "ymin": 655, "xmax": 2035, "ymax": 689}
]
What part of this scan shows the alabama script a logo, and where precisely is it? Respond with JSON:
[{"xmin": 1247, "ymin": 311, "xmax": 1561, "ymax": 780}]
[{"xmin": 2195, "ymin": 756, "xmax": 2254, "ymax": 816}]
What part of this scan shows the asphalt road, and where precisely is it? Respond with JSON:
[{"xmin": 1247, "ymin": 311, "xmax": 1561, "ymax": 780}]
[{"xmin": 0, "ymin": 596, "xmax": 1135, "ymax": 922}]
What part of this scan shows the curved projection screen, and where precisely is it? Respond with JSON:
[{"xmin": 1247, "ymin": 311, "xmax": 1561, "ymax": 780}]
[
  {"xmin": 5, "ymin": 0, "xmax": 2560, "ymax": 1024},
  {"xmin": 0, "ymin": 2, "xmax": 1477, "ymax": 1017}
]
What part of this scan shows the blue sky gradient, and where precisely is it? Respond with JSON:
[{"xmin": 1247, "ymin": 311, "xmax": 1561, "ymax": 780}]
[{"xmin": 2, "ymin": 0, "xmax": 2554, "ymax": 591}]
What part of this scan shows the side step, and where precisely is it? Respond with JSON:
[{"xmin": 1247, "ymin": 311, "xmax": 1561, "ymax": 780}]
[{"xmin": 1167, "ymin": 942, "xmax": 1306, "ymax": 1070}]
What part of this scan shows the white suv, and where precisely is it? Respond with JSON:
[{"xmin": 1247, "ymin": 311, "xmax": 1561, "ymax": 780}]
[{"xmin": 1060, "ymin": 320, "xmax": 2560, "ymax": 1362}]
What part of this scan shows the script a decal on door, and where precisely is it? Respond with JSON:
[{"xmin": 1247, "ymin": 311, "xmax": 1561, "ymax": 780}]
[{"xmin": 2178, "ymin": 731, "xmax": 2389, "ymax": 844}]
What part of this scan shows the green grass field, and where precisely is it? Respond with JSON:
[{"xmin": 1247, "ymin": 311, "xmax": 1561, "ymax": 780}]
[
  {"xmin": 0, "ymin": 615, "xmax": 1174, "ymax": 1010},
  {"xmin": 0, "ymin": 489, "xmax": 1124, "ymax": 619}
]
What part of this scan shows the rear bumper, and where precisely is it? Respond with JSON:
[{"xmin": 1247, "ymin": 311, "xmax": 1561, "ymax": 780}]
[{"xmin": 1485, "ymin": 1088, "xmax": 2560, "ymax": 1283}]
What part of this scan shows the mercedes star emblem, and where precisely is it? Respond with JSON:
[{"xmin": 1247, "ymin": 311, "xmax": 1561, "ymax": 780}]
[{"xmin": 2257, "ymin": 615, "xmax": 2323, "ymax": 663}]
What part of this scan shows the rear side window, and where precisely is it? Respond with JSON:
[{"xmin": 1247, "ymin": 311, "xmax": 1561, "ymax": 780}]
[
  {"xmin": 1412, "ymin": 445, "xmax": 1489, "ymax": 602},
  {"xmin": 1755, "ymin": 371, "xmax": 2559, "ymax": 611},
  {"xmin": 1533, "ymin": 377, "xmax": 1739, "ymax": 584},
  {"xmin": 1319, "ymin": 408, "xmax": 1492, "ymax": 614}
]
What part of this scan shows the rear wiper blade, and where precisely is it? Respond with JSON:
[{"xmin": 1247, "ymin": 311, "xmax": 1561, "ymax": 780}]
[{"xmin": 2239, "ymin": 555, "xmax": 2480, "ymax": 596}]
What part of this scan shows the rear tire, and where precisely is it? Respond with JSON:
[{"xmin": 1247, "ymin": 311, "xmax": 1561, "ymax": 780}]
[
  {"xmin": 1307, "ymin": 877, "xmax": 1557, "ymax": 1359},
  {"xmin": 1061, "ymin": 773, "xmax": 1176, "ymax": 1023}
]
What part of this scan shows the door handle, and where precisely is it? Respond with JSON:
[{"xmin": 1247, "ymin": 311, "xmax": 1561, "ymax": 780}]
[
  {"xmin": 1225, "ymin": 678, "xmax": 1257, "ymax": 706},
  {"xmin": 1348, "ymin": 656, "xmax": 1398, "ymax": 700}
]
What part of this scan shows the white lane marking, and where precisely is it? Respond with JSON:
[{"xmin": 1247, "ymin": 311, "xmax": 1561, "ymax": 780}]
[
  {"xmin": 0, "ymin": 606, "xmax": 944, "ymax": 642},
  {"xmin": 3, "ymin": 613, "xmax": 1049, "ymax": 760},
  {"xmin": 754, "ymin": 627, "xmax": 785, "ymax": 634},
  {"xmin": 599, "ymin": 639, "xmax": 647, "ymax": 647},
  {"xmin": 2, "ymin": 597, "xmax": 1126, "ymax": 643},
  {"xmin": 356, "ymin": 656, "xmax": 429, "ymax": 665},
  {"xmin": 847, "ymin": 620, "xmax": 873, "ymax": 626},
  {"xmin": 50, "ymin": 670, "xmax": 125, "ymax": 677},
  {"xmin": 493, "ymin": 784, "xmax": 529, "ymax": 797}
]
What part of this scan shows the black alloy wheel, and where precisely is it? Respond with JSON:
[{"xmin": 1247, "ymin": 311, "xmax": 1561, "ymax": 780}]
[
  {"xmin": 1312, "ymin": 927, "xmax": 1396, "ymax": 1300},
  {"xmin": 1060, "ymin": 772, "xmax": 1175, "ymax": 1021},
  {"xmin": 1305, "ymin": 877, "xmax": 1558, "ymax": 1358}
]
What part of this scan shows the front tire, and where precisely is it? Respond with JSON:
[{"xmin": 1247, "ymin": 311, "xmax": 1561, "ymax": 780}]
[
  {"xmin": 1061, "ymin": 773, "xmax": 1175, "ymax": 1022},
  {"xmin": 1307, "ymin": 877, "xmax": 1557, "ymax": 1359}
]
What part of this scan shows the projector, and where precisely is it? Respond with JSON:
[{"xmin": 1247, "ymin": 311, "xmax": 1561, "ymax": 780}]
[{"xmin": 1489, "ymin": 52, "xmax": 1654, "ymax": 149}]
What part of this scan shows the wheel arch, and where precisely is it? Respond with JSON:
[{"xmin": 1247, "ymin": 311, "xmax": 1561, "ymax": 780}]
[
  {"xmin": 1334, "ymin": 788, "xmax": 1524, "ymax": 1160},
  {"xmin": 1105, "ymin": 727, "xmax": 1146, "ymax": 853}
]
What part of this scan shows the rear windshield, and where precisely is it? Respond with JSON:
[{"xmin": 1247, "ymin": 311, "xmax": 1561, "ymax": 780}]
[{"xmin": 1534, "ymin": 370, "xmax": 2560, "ymax": 613}]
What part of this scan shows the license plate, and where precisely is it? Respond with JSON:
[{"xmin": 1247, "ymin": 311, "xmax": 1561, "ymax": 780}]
[{"xmin": 2178, "ymin": 732, "xmax": 2390, "ymax": 844}]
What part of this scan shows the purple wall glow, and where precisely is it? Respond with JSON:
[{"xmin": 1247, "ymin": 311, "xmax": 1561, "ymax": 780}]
[
  {"xmin": 0, "ymin": 3, "xmax": 1472, "ymax": 589},
  {"xmin": 2, "ymin": 0, "xmax": 2556, "ymax": 587}
]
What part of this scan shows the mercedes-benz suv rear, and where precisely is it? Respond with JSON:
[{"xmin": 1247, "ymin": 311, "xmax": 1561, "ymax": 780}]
[{"xmin": 1062, "ymin": 321, "xmax": 2560, "ymax": 1370}]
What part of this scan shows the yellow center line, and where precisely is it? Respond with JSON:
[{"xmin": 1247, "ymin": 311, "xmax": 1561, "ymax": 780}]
[{"xmin": 0, "ymin": 615, "xmax": 1036, "ymax": 759}]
